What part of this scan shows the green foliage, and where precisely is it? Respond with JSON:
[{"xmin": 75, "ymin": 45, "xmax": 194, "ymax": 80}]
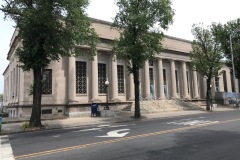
[
  {"xmin": 21, "ymin": 122, "xmax": 30, "ymax": 129},
  {"xmin": 113, "ymin": 0, "xmax": 174, "ymax": 117},
  {"xmin": 1, "ymin": 0, "xmax": 98, "ymax": 127},
  {"xmin": 113, "ymin": 0, "xmax": 174, "ymax": 70},
  {"xmin": 0, "ymin": 94, "xmax": 3, "ymax": 101},
  {"xmin": 190, "ymin": 23, "xmax": 224, "ymax": 111},
  {"xmin": 21, "ymin": 122, "xmax": 48, "ymax": 130},
  {"xmin": 212, "ymin": 19, "xmax": 240, "ymax": 79},
  {"xmin": 190, "ymin": 23, "xmax": 223, "ymax": 78},
  {"xmin": 1, "ymin": 0, "xmax": 98, "ymax": 71},
  {"xmin": 27, "ymin": 84, "xmax": 33, "ymax": 96}
]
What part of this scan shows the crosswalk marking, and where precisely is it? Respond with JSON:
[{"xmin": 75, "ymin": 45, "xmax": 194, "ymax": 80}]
[
  {"xmin": 166, "ymin": 117, "xmax": 219, "ymax": 126},
  {"xmin": 0, "ymin": 135, "xmax": 15, "ymax": 160}
]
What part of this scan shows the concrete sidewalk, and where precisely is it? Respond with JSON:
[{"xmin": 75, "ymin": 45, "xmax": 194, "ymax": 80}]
[{"xmin": 0, "ymin": 107, "xmax": 236, "ymax": 135}]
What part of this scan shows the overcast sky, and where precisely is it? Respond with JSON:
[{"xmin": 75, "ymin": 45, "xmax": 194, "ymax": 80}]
[{"xmin": 0, "ymin": 0, "xmax": 240, "ymax": 94}]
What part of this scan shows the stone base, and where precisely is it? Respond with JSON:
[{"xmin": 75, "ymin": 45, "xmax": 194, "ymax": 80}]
[
  {"xmin": 100, "ymin": 110, "xmax": 115, "ymax": 117},
  {"xmin": 212, "ymin": 104, "xmax": 217, "ymax": 108}
]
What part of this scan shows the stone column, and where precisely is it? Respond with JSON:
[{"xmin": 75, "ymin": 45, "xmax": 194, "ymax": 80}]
[
  {"xmin": 236, "ymin": 79, "xmax": 239, "ymax": 93},
  {"xmin": 111, "ymin": 55, "xmax": 118, "ymax": 101},
  {"xmin": 211, "ymin": 78, "xmax": 216, "ymax": 100},
  {"xmin": 128, "ymin": 73, "xmax": 134, "ymax": 100},
  {"xmin": 157, "ymin": 59, "xmax": 165, "ymax": 99},
  {"xmin": 170, "ymin": 60, "xmax": 177, "ymax": 98},
  {"xmin": 144, "ymin": 61, "xmax": 150, "ymax": 99},
  {"xmin": 91, "ymin": 55, "xmax": 98, "ymax": 102},
  {"xmin": 182, "ymin": 61, "xmax": 188, "ymax": 98},
  {"xmin": 202, "ymin": 76, "xmax": 207, "ymax": 98},
  {"xmin": 226, "ymin": 71, "xmax": 232, "ymax": 92},
  {"xmin": 68, "ymin": 56, "xmax": 77, "ymax": 103},
  {"xmin": 192, "ymin": 70, "xmax": 199, "ymax": 98}
]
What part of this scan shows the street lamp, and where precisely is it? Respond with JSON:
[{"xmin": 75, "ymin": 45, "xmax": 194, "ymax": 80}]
[
  {"xmin": 230, "ymin": 32, "xmax": 239, "ymax": 107},
  {"xmin": 104, "ymin": 80, "xmax": 109, "ymax": 110}
]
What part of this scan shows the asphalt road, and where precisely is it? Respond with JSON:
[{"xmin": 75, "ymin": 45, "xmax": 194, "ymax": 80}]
[{"xmin": 6, "ymin": 110, "xmax": 240, "ymax": 160}]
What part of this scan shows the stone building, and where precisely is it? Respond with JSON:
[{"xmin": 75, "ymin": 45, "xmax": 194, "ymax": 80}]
[{"xmin": 2, "ymin": 18, "xmax": 239, "ymax": 118}]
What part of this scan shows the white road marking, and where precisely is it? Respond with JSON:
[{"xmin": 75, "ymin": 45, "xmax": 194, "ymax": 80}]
[
  {"xmin": 73, "ymin": 128, "xmax": 101, "ymax": 132},
  {"xmin": 109, "ymin": 125, "xmax": 128, "ymax": 128},
  {"xmin": 98, "ymin": 125, "xmax": 110, "ymax": 127},
  {"xmin": 53, "ymin": 135, "xmax": 60, "ymax": 138},
  {"xmin": 167, "ymin": 117, "xmax": 219, "ymax": 126},
  {"xmin": 96, "ymin": 129, "xmax": 131, "ymax": 138},
  {"xmin": 73, "ymin": 124, "xmax": 135, "ymax": 132},
  {"xmin": 0, "ymin": 135, "xmax": 15, "ymax": 160}
]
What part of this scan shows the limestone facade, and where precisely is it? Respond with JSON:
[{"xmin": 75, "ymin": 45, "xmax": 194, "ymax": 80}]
[{"xmin": 2, "ymin": 19, "xmax": 238, "ymax": 117}]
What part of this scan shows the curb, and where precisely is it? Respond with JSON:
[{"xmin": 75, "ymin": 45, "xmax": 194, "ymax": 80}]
[{"xmin": 0, "ymin": 109, "xmax": 235, "ymax": 135}]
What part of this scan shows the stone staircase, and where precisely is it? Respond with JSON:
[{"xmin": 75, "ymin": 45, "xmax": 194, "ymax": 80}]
[
  {"xmin": 122, "ymin": 98, "xmax": 204, "ymax": 114},
  {"xmin": 121, "ymin": 105, "xmax": 132, "ymax": 111}
]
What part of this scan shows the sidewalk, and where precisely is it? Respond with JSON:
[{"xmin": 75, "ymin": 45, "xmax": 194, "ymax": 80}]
[{"xmin": 0, "ymin": 107, "xmax": 236, "ymax": 135}]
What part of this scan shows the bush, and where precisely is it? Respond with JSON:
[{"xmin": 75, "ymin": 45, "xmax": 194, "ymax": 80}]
[{"xmin": 21, "ymin": 122, "xmax": 30, "ymax": 130}]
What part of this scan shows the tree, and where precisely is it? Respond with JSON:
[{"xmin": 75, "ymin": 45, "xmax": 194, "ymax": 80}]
[
  {"xmin": 1, "ymin": 0, "xmax": 98, "ymax": 127},
  {"xmin": 212, "ymin": 19, "xmax": 240, "ymax": 107},
  {"xmin": 112, "ymin": 0, "xmax": 174, "ymax": 118},
  {"xmin": 212, "ymin": 19, "xmax": 240, "ymax": 78},
  {"xmin": 190, "ymin": 24, "xmax": 223, "ymax": 111}
]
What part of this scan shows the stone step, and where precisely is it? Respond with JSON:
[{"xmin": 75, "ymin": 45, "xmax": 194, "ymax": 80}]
[
  {"xmin": 130, "ymin": 99, "xmax": 202, "ymax": 113},
  {"xmin": 121, "ymin": 105, "xmax": 132, "ymax": 111}
]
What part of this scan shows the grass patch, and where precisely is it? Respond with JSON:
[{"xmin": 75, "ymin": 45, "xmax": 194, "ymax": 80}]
[
  {"xmin": 21, "ymin": 122, "xmax": 30, "ymax": 130},
  {"xmin": 21, "ymin": 122, "xmax": 48, "ymax": 131}
]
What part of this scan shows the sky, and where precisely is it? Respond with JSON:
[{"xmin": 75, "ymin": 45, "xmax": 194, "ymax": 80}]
[{"xmin": 0, "ymin": 0, "xmax": 240, "ymax": 94}]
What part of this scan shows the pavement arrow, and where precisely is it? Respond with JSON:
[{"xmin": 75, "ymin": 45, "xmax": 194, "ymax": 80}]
[{"xmin": 96, "ymin": 129, "xmax": 131, "ymax": 138}]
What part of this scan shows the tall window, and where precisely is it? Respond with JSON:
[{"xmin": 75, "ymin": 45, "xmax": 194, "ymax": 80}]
[
  {"xmin": 11, "ymin": 70, "xmax": 13, "ymax": 98},
  {"xmin": 149, "ymin": 65, "xmax": 154, "ymax": 98},
  {"xmin": 163, "ymin": 69, "xmax": 167, "ymax": 85},
  {"xmin": 98, "ymin": 63, "xmax": 107, "ymax": 93},
  {"xmin": 117, "ymin": 65, "xmax": 124, "ymax": 93},
  {"xmin": 231, "ymin": 74, "xmax": 235, "ymax": 92},
  {"xmin": 13, "ymin": 68, "xmax": 15, "ymax": 98},
  {"xmin": 175, "ymin": 70, "xmax": 179, "ymax": 93},
  {"xmin": 42, "ymin": 69, "xmax": 52, "ymax": 94},
  {"xmin": 223, "ymin": 71, "xmax": 227, "ymax": 92},
  {"xmin": 163, "ymin": 69, "xmax": 167, "ymax": 96},
  {"xmin": 238, "ymin": 79, "xmax": 240, "ymax": 93},
  {"xmin": 76, "ymin": 61, "xmax": 87, "ymax": 94},
  {"xmin": 214, "ymin": 74, "xmax": 220, "ymax": 92},
  {"xmin": 149, "ymin": 60, "xmax": 154, "ymax": 66},
  {"xmin": 186, "ymin": 71, "xmax": 189, "ymax": 93}
]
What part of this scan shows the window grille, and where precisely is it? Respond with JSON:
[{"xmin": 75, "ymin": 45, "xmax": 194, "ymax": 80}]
[
  {"xmin": 175, "ymin": 70, "xmax": 179, "ymax": 93},
  {"xmin": 76, "ymin": 61, "xmax": 87, "ymax": 94},
  {"xmin": 98, "ymin": 63, "xmax": 107, "ymax": 93},
  {"xmin": 42, "ymin": 69, "xmax": 52, "ymax": 94},
  {"xmin": 186, "ymin": 71, "xmax": 189, "ymax": 93},
  {"xmin": 117, "ymin": 65, "xmax": 124, "ymax": 93}
]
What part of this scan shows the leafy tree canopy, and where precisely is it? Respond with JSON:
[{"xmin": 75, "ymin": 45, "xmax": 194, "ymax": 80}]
[
  {"xmin": 190, "ymin": 23, "xmax": 223, "ymax": 78},
  {"xmin": 212, "ymin": 19, "xmax": 240, "ymax": 78},
  {"xmin": 1, "ymin": 0, "xmax": 98, "ymax": 71},
  {"xmin": 113, "ymin": 0, "xmax": 174, "ymax": 70},
  {"xmin": 112, "ymin": 0, "xmax": 174, "ymax": 118},
  {"xmin": 0, "ymin": 94, "xmax": 3, "ymax": 101},
  {"xmin": 1, "ymin": 0, "xmax": 98, "ymax": 127},
  {"xmin": 190, "ymin": 23, "xmax": 224, "ymax": 110}
]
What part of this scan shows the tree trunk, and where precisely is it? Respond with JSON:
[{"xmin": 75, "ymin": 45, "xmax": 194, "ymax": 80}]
[
  {"xmin": 206, "ymin": 78, "xmax": 212, "ymax": 111},
  {"xmin": 29, "ymin": 68, "xmax": 42, "ymax": 127},
  {"xmin": 133, "ymin": 64, "xmax": 141, "ymax": 118}
]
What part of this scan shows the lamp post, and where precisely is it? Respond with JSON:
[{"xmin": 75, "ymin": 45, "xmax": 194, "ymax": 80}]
[
  {"xmin": 105, "ymin": 80, "xmax": 109, "ymax": 110},
  {"xmin": 230, "ymin": 33, "xmax": 239, "ymax": 108}
]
